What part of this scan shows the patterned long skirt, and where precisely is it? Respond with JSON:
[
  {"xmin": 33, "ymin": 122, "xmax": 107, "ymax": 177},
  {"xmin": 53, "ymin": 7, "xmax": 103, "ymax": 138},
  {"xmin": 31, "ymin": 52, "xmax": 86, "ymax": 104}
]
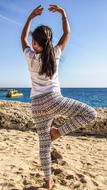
[{"xmin": 31, "ymin": 91, "xmax": 97, "ymax": 180}]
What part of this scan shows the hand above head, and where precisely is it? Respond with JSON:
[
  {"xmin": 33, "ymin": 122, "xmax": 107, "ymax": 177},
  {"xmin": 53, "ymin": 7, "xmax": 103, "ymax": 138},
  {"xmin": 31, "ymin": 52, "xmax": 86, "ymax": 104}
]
[
  {"xmin": 48, "ymin": 4, "xmax": 66, "ymax": 15},
  {"xmin": 29, "ymin": 5, "xmax": 44, "ymax": 19}
]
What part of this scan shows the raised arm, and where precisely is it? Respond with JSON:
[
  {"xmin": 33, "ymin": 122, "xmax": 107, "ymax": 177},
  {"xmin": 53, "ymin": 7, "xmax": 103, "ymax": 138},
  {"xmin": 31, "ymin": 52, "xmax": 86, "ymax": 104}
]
[
  {"xmin": 21, "ymin": 5, "xmax": 44, "ymax": 51},
  {"xmin": 48, "ymin": 4, "xmax": 71, "ymax": 52},
  {"xmin": 21, "ymin": 17, "xmax": 32, "ymax": 51},
  {"xmin": 58, "ymin": 10, "xmax": 71, "ymax": 52}
]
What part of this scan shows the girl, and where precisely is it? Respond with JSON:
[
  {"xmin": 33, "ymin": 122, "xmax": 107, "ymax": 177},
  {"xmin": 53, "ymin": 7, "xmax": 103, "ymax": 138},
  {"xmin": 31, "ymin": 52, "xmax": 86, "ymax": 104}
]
[{"xmin": 21, "ymin": 4, "xmax": 97, "ymax": 189}]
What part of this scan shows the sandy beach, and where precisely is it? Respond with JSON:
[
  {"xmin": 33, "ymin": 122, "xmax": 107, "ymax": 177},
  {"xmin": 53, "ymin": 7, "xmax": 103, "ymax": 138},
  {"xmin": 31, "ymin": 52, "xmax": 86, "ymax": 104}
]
[{"xmin": 0, "ymin": 100, "xmax": 107, "ymax": 190}]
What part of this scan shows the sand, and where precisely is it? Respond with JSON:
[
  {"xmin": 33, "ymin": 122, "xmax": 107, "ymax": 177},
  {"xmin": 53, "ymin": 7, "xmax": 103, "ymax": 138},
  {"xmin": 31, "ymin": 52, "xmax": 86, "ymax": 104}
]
[{"xmin": 0, "ymin": 100, "xmax": 107, "ymax": 190}]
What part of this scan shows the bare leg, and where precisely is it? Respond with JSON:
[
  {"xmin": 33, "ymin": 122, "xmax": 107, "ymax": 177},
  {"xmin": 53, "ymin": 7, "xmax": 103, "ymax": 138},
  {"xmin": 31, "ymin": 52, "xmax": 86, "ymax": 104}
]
[
  {"xmin": 50, "ymin": 127, "xmax": 61, "ymax": 141},
  {"xmin": 43, "ymin": 178, "xmax": 55, "ymax": 189}
]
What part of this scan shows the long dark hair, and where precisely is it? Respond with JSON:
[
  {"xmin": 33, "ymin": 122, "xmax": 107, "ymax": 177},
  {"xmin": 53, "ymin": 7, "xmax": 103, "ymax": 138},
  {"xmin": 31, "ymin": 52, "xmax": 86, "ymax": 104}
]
[{"xmin": 30, "ymin": 25, "xmax": 56, "ymax": 79}]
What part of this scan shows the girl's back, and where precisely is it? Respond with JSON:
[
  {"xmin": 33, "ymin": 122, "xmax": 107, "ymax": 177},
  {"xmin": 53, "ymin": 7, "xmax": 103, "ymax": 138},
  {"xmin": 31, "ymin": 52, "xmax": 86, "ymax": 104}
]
[{"xmin": 23, "ymin": 45, "xmax": 62, "ymax": 98}]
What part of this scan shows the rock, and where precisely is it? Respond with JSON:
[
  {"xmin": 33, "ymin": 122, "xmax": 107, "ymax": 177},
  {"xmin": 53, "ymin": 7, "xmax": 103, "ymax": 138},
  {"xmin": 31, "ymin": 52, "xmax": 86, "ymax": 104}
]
[
  {"xmin": 0, "ymin": 100, "xmax": 107, "ymax": 135},
  {"xmin": 52, "ymin": 168, "xmax": 63, "ymax": 175},
  {"xmin": 51, "ymin": 148, "xmax": 63, "ymax": 163},
  {"xmin": 66, "ymin": 174, "xmax": 74, "ymax": 180},
  {"xmin": 0, "ymin": 100, "xmax": 36, "ymax": 131}
]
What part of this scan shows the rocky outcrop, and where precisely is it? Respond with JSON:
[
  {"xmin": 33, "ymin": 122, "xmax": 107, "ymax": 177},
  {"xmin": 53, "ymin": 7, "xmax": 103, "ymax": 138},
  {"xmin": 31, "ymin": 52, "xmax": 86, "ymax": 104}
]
[
  {"xmin": 0, "ymin": 100, "xmax": 35, "ymax": 131},
  {"xmin": 0, "ymin": 100, "xmax": 107, "ymax": 135}
]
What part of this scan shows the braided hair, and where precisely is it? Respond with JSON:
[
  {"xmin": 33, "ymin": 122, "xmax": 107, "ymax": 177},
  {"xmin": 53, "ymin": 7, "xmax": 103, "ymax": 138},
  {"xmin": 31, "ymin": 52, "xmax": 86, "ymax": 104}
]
[{"xmin": 30, "ymin": 25, "xmax": 56, "ymax": 79}]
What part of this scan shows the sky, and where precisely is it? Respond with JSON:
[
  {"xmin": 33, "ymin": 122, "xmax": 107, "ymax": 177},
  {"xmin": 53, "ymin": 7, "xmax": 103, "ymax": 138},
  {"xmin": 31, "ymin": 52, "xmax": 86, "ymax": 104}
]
[{"xmin": 0, "ymin": 0, "xmax": 107, "ymax": 88}]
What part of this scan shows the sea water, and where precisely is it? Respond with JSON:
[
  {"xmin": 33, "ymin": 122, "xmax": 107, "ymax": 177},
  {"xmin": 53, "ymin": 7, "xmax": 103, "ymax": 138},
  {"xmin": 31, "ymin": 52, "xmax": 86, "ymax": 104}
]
[{"xmin": 0, "ymin": 88, "xmax": 107, "ymax": 108}]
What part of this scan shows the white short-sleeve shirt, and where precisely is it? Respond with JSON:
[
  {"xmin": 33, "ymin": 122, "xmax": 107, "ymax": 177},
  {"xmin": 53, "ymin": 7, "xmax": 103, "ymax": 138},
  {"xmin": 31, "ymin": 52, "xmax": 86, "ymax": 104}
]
[{"xmin": 23, "ymin": 45, "xmax": 62, "ymax": 98}]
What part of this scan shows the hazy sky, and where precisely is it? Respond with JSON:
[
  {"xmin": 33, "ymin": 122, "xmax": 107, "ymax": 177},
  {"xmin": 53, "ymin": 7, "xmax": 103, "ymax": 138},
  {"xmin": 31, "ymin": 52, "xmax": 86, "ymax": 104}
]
[{"xmin": 0, "ymin": 0, "xmax": 107, "ymax": 88}]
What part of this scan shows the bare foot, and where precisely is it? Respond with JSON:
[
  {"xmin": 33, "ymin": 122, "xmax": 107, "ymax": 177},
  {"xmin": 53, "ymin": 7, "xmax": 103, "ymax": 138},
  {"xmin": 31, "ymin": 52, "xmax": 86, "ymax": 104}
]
[
  {"xmin": 50, "ymin": 127, "xmax": 61, "ymax": 141},
  {"xmin": 43, "ymin": 178, "xmax": 55, "ymax": 189}
]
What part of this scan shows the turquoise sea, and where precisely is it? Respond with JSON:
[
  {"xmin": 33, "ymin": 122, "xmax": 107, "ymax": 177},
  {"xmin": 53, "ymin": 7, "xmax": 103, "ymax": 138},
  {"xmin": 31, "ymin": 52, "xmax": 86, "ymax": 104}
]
[{"xmin": 0, "ymin": 88, "xmax": 107, "ymax": 108}]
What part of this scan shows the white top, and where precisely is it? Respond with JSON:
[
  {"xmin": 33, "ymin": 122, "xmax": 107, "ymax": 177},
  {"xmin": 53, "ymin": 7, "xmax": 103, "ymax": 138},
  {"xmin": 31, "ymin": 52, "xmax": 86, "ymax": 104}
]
[{"xmin": 23, "ymin": 45, "xmax": 62, "ymax": 98}]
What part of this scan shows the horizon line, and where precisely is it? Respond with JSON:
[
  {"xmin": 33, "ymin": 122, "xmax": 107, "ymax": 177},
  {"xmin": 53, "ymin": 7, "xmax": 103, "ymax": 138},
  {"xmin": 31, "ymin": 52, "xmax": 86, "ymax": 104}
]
[{"xmin": 0, "ymin": 87, "xmax": 107, "ymax": 89}]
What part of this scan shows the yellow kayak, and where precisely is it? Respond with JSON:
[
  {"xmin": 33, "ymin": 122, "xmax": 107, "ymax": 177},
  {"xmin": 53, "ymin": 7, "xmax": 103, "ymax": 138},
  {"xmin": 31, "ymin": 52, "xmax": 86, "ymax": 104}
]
[
  {"xmin": 9, "ymin": 93, "xmax": 23, "ymax": 97},
  {"xmin": 6, "ymin": 89, "xmax": 23, "ymax": 98}
]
